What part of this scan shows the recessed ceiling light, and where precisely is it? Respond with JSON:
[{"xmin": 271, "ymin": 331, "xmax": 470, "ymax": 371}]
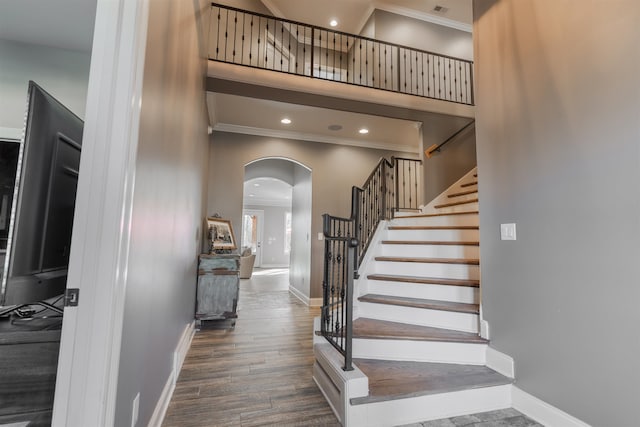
[
  {"xmin": 249, "ymin": 194, "xmax": 255, "ymax": 197},
  {"xmin": 328, "ymin": 124, "xmax": 343, "ymax": 131},
  {"xmin": 359, "ymin": 128, "xmax": 369, "ymax": 134},
  {"xmin": 281, "ymin": 118, "xmax": 292, "ymax": 124},
  {"xmin": 330, "ymin": 19, "xmax": 338, "ymax": 27},
  {"xmin": 253, "ymin": 183, "xmax": 260, "ymax": 187}
]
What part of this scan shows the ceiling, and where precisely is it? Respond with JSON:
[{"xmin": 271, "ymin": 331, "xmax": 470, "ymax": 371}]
[
  {"xmin": 243, "ymin": 177, "xmax": 292, "ymax": 207},
  {"xmin": 263, "ymin": 0, "xmax": 472, "ymax": 34},
  {"xmin": 0, "ymin": 0, "xmax": 97, "ymax": 52},
  {"xmin": 209, "ymin": 93, "xmax": 421, "ymax": 153},
  {"xmin": 1, "ymin": 0, "xmax": 472, "ymax": 207}
]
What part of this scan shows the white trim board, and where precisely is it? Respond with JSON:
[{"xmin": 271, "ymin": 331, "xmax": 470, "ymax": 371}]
[
  {"xmin": 513, "ymin": 387, "xmax": 592, "ymax": 427},
  {"xmin": 309, "ymin": 297, "xmax": 322, "ymax": 307},
  {"xmin": 288, "ymin": 287, "xmax": 321, "ymax": 307},
  {"xmin": 289, "ymin": 285, "xmax": 310, "ymax": 306},
  {"xmin": 51, "ymin": 0, "xmax": 151, "ymax": 424},
  {"xmin": 148, "ymin": 322, "xmax": 195, "ymax": 427},
  {"xmin": 485, "ymin": 347, "xmax": 515, "ymax": 379}
]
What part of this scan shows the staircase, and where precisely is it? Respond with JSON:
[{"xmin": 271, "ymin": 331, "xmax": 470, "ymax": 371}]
[{"xmin": 313, "ymin": 168, "xmax": 514, "ymax": 426}]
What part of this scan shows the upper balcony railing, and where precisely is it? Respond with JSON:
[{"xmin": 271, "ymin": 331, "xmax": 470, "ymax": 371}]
[{"xmin": 209, "ymin": 3, "xmax": 474, "ymax": 105}]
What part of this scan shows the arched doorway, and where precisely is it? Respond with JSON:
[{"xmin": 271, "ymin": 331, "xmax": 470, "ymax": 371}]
[{"xmin": 243, "ymin": 158, "xmax": 312, "ymax": 300}]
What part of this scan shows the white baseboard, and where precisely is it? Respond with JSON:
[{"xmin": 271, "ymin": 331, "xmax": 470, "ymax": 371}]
[
  {"xmin": 309, "ymin": 297, "xmax": 323, "ymax": 307},
  {"xmin": 480, "ymin": 319, "xmax": 490, "ymax": 339},
  {"xmin": 258, "ymin": 263, "xmax": 289, "ymax": 268},
  {"xmin": 513, "ymin": 386, "xmax": 591, "ymax": 427},
  {"xmin": 485, "ymin": 346, "xmax": 514, "ymax": 378},
  {"xmin": 289, "ymin": 288, "xmax": 322, "ymax": 307},
  {"xmin": 148, "ymin": 321, "xmax": 195, "ymax": 427},
  {"xmin": 289, "ymin": 285, "xmax": 310, "ymax": 306},
  {"xmin": 173, "ymin": 321, "xmax": 195, "ymax": 384}
]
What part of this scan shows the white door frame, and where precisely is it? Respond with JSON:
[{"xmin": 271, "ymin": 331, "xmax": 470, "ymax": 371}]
[
  {"xmin": 52, "ymin": 0, "xmax": 150, "ymax": 425},
  {"xmin": 242, "ymin": 209, "xmax": 264, "ymax": 267}
]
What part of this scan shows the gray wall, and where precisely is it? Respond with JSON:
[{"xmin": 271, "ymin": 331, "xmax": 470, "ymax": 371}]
[
  {"xmin": 424, "ymin": 125, "xmax": 476, "ymax": 203},
  {"xmin": 208, "ymin": 131, "xmax": 412, "ymax": 299},
  {"xmin": 372, "ymin": 9, "xmax": 473, "ymax": 61},
  {"xmin": 0, "ymin": 39, "xmax": 91, "ymax": 129},
  {"xmin": 290, "ymin": 163, "xmax": 312, "ymax": 298},
  {"xmin": 474, "ymin": 1, "xmax": 640, "ymax": 425},
  {"xmin": 114, "ymin": 0, "xmax": 211, "ymax": 425},
  {"xmin": 361, "ymin": 9, "xmax": 476, "ymax": 202},
  {"xmin": 244, "ymin": 204, "xmax": 291, "ymax": 267}
]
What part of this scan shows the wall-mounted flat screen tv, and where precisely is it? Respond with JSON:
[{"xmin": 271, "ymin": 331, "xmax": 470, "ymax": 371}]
[{"xmin": 1, "ymin": 81, "xmax": 83, "ymax": 307}]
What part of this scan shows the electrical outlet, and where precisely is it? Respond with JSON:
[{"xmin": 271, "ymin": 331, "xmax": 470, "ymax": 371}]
[
  {"xmin": 500, "ymin": 223, "xmax": 516, "ymax": 240},
  {"xmin": 131, "ymin": 392, "xmax": 140, "ymax": 427}
]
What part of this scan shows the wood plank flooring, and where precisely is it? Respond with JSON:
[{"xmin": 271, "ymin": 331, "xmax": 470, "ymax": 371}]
[{"xmin": 162, "ymin": 269, "xmax": 340, "ymax": 427}]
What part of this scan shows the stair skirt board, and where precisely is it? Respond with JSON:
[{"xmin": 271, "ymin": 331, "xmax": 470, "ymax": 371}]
[
  {"xmin": 352, "ymin": 338, "xmax": 487, "ymax": 365},
  {"xmin": 386, "ymin": 229, "xmax": 480, "ymax": 241},
  {"xmin": 364, "ymin": 279, "xmax": 478, "ymax": 304},
  {"xmin": 379, "ymin": 244, "xmax": 479, "ymax": 259},
  {"xmin": 346, "ymin": 385, "xmax": 512, "ymax": 427},
  {"xmin": 373, "ymin": 261, "xmax": 479, "ymax": 280},
  {"xmin": 313, "ymin": 343, "xmax": 369, "ymax": 425},
  {"xmin": 390, "ymin": 213, "xmax": 479, "ymax": 227},
  {"xmin": 357, "ymin": 302, "xmax": 479, "ymax": 333}
]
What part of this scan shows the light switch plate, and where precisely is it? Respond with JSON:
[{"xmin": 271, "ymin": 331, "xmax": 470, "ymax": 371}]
[{"xmin": 500, "ymin": 223, "xmax": 516, "ymax": 240}]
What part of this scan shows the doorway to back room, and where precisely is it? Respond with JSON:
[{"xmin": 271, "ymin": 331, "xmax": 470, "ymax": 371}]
[{"xmin": 242, "ymin": 158, "xmax": 312, "ymax": 301}]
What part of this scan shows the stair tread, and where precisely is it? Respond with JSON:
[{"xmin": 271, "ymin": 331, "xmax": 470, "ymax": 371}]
[
  {"xmin": 367, "ymin": 274, "xmax": 479, "ymax": 287},
  {"xmin": 381, "ymin": 240, "xmax": 479, "ymax": 246},
  {"xmin": 388, "ymin": 225, "xmax": 479, "ymax": 230},
  {"xmin": 434, "ymin": 198, "xmax": 479, "ymax": 209},
  {"xmin": 392, "ymin": 210, "xmax": 479, "ymax": 219},
  {"xmin": 460, "ymin": 181, "xmax": 478, "ymax": 188},
  {"xmin": 353, "ymin": 318, "xmax": 487, "ymax": 343},
  {"xmin": 448, "ymin": 189, "xmax": 478, "ymax": 198},
  {"xmin": 351, "ymin": 359, "xmax": 512, "ymax": 405},
  {"xmin": 375, "ymin": 256, "xmax": 479, "ymax": 265},
  {"xmin": 358, "ymin": 294, "xmax": 479, "ymax": 314}
]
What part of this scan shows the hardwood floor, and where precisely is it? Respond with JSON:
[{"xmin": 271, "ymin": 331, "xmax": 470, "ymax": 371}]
[{"xmin": 162, "ymin": 269, "xmax": 340, "ymax": 427}]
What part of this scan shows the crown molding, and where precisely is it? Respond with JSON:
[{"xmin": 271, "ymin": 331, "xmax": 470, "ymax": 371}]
[
  {"xmin": 260, "ymin": 0, "xmax": 285, "ymax": 19},
  {"xmin": 374, "ymin": 2, "xmax": 472, "ymax": 33},
  {"xmin": 213, "ymin": 123, "xmax": 419, "ymax": 155}
]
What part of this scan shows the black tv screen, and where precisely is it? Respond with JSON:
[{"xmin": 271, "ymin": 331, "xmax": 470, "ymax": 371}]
[{"xmin": 1, "ymin": 81, "xmax": 83, "ymax": 306}]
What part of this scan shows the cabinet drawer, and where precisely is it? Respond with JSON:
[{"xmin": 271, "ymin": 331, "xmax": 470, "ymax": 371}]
[{"xmin": 198, "ymin": 254, "xmax": 239, "ymax": 272}]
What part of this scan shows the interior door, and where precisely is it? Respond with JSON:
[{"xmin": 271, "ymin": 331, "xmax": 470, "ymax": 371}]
[{"xmin": 242, "ymin": 209, "xmax": 264, "ymax": 267}]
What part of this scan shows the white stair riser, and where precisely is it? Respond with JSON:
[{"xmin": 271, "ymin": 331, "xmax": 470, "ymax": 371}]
[
  {"xmin": 358, "ymin": 302, "xmax": 479, "ymax": 333},
  {"xmin": 390, "ymin": 214, "xmax": 479, "ymax": 227},
  {"xmin": 347, "ymin": 385, "xmax": 511, "ymax": 427},
  {"xmin": 352, "ymin": 338, "xmax": 487, "ymax": 365},
  {"xmin": 373, "ymin": 261, "xmax": 479, "ymax": 280},
  {"xmin": 386, "ymin": 229, "xmax": 479, "ymax": 241},
  {"xmin": 365, "ymin": 280, "xmax": 478, "ymax": 304},
  {"xmin": 379, "ymin": 244, "xmax": 479, "ymax": 259}
]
